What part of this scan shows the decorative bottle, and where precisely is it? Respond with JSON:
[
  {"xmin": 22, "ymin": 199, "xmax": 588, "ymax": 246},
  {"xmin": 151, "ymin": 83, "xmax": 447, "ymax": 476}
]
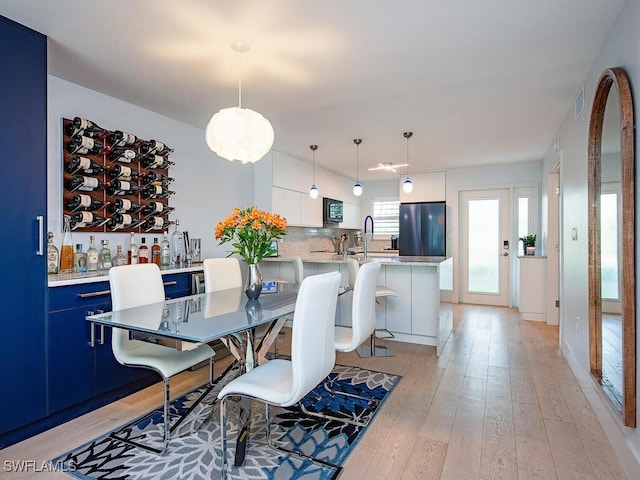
[
  {"xmin": 47, "ymin": 232, "xmax": 59, "ymax": 275},
  {"xmin": 87, "ymin": 235, "xmax": 99, "ymax": 271},
  {"xmin": 74, "ymin": 244, "xmax": 87, "ymax": 273},
  {"xmin": 152, "ymin": 237, "xmax": 161, "ymax": 266},
  {"xmin": 171, "ymin": 220, "xmax": 183, "ymax": 267},
  {"xmin": 98, "ymin": 239, "xmax": 112, "ymax": 270},
  {"xmin": 138, "ymin": 238, "xmax": 149, "ymax": 264},
  {"xmin": 65, "ymin": 175, "xmax": 104, "ymax": 193},
  {"xmin": 65, "ymin": 116, "xmax": 107, "ymax": 137},
  {"xmin": 60, "ymin": 215, "xmax": 74, "ymax": 273},
  {"xmin": 66, "ymin": 193, "xmax": 105, "ymax": 212},
  {"xmin": 128, "ymin": 232, "xmax": 138, "ymax": 264},
  {"xmin": 65, "ymin": 155, "xmax": 104, "ymax": 175},
  {"xmin": 160, "ymin": 232, "xmax": 171, "ymax": 267},
  {"xmin": 113, "ymin": 245, "xmax": 127, "ymax": 266}
]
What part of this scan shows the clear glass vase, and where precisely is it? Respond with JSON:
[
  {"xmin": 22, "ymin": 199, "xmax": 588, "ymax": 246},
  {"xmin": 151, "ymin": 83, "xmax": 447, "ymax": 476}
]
[{"xmin": 245, "ymin": 263, "xmax": 263, "ymax": 299}]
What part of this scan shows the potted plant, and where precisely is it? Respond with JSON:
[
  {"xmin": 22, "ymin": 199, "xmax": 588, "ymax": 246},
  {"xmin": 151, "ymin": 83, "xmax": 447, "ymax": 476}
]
[{"xmin": 518, "ymin": 234, "xmax": 537, "ymax": 255}]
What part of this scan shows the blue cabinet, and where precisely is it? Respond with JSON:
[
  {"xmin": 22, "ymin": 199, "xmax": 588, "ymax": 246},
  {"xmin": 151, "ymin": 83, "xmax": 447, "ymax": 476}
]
[
  {"xmin": 0, "ymin": 16, "xmax": 47, "ymax": 436},
  {"xmin": 47, "ymin": 272, "xmax": 192, "ymax": 414}
]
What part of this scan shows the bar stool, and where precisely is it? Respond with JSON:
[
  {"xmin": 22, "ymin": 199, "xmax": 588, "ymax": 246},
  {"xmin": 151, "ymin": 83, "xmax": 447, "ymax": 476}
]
[{"xmin": 346, "ymin": 258, "xmax": 397, "ymax": 357}]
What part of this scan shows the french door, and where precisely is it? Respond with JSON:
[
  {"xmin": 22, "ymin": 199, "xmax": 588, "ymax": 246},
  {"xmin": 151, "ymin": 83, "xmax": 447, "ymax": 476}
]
[{"xmin": 459, "ymin": 189, "xmax": 511, "ymax": 306}]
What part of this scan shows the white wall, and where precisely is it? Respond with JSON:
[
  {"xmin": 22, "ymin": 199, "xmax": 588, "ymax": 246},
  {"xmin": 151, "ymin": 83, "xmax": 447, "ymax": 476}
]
[
  {"xmin": 541, "ymin": 0, "xmax": 640, "ymax": 472},
  {"xmin": 47, "ymin": 76, "xmax": 254, "ymax": 259}
]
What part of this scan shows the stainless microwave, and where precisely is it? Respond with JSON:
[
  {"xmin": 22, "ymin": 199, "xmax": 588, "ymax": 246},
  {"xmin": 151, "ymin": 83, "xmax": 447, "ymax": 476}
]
[{"xmin": 323, "ymin": 197, "xmax": 343, "ymax": 224}]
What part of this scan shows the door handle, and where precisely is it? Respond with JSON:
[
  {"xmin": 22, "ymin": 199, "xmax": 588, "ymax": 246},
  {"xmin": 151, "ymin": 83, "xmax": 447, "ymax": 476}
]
[
  {"xmin": 502, "ymin": 252, "xmax": 509, "ymax": 256},
  {"xmin": 36, "ymin": 215, "xmax": 44, "ymax": 256}
]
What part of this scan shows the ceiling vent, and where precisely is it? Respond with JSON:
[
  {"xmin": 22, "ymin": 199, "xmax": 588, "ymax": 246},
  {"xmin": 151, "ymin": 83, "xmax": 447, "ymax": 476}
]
[{"xmin": 575, "ymin": 85, "xmax": 585, "ymax": 119}]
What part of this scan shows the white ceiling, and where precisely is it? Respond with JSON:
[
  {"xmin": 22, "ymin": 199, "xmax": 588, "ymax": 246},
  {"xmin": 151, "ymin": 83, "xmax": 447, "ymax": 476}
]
[{"xmin": 0, "ymin": 0, "xmax": 626, "ymax": 180}]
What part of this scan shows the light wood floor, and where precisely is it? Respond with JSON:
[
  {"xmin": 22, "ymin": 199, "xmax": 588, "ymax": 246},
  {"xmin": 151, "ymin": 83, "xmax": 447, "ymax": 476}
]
[{"xmin": 0, "ymin": 304, "xmax": 629, "ymax": 479}]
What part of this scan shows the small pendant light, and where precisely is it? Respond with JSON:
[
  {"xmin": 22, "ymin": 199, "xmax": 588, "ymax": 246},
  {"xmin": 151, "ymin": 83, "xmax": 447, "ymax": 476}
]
[
  {"xmin": 309, "ymin": 144, "xmax": 319, "ymax": 199},
  {"xmin": 402, "ymin": 131, "xmax": 413, "ymax": 193},
  {"xmin": 353, "ymin": 138, "xmax": 363, "ymax": 196}
]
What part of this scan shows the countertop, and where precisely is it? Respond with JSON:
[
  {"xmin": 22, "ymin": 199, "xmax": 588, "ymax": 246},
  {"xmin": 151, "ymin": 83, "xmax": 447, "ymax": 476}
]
[
  {"xmin": 48, "ymin": 264, "xmax": 204, "ymax": 287},
  {"xmin": 264, "ymin": 253, "xmax": 450, "ymax": 267}
]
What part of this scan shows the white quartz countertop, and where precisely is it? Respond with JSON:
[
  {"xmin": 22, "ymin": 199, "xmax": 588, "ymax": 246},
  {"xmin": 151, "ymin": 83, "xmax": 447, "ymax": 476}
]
[
  {"xmin": 264, "ymin": 253, "xmax": 450, "ymax": 267},
  {"xmin": 48, "ymin": 264, "xmax": 204, "ymax": 287}
]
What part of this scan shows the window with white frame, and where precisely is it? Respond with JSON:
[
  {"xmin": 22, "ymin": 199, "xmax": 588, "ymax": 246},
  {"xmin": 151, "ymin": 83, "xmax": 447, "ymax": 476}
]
[{"xmin": 372, "ymin": 199, "xmax": 400, "ymax": 237}]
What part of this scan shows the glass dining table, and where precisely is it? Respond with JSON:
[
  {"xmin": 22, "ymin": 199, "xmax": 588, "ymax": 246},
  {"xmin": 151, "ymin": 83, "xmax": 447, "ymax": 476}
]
[{"xmin": 85, "ymin": 284, "xmax": 299, "ymax": 465}]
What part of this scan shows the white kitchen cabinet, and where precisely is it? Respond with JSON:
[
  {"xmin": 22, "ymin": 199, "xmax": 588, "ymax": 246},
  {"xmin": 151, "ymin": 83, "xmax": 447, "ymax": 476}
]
[
  {"xmin": 342, "ymin": 201, "xmax": 362, "ymax": 229},
  {"xmin": 399, "ymin": 171, "xmax": 446, "ymax": 203},
  {"xmin": 271, "ymin": 187, "xmax": 322, "ymax": 227},
  {"xmin": 518, "ymin": 256, "xmax": 547, "ymax": 322},
  {"xmin": 384, "ymin": 265, "xmax": 412, "ymax": 334}
]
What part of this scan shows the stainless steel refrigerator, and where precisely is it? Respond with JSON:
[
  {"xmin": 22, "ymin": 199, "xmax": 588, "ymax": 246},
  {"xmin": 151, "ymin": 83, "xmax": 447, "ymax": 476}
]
[{"xmin": 399, "ymin": 202, "xmax": 446, "ymax": 256}]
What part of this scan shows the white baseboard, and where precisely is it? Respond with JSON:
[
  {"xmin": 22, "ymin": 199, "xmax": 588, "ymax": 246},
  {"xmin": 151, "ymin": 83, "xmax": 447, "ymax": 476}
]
[{"xmin": 561, "ymin": 340, "xmax": 640, "ymax": 477}]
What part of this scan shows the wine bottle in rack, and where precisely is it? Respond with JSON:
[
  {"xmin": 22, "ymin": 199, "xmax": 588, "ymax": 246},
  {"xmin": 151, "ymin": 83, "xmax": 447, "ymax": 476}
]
[
  {"xmin": 66, "ymin": 193, "xmax": 105, "ymax": 212},
  {"xmin": 142, "ymin": 216, "xmax": 173, "ymax": 231},
  {"xmin": 141, "ymin": 154, "xmax": 174, "ymax": 169},
  {"xmin": 66, "ymin": 155, "xmax": 105, "ymax": 175},
  {"xmin": 70, "ymin": 211, "xmax": 107, "ymax": 229},
  {"xmin": 108, "ymin": 130, "xmax": 138, "ymax": 148},
  {"xmin": 141, "ymin": 171, "xmax": 174, "ymax": 186},
  {"xmin": 140, "ymin": 201, "xmax": 174, "ymax": 217},
  {"xmin": 109, "ymin": 198, "xmax": 142, "ymax": 214},
  {"xmin": 142, "ymin": 184, "xmax": 174, "ymax": 199},
  {"xmin": 106, "ymin": 213, "xmax": 141, "ymax": 231},
  {"xmin": 109, "ymin": 147, "xmax": 138, "ymax": 164},
  {"xmin": 67, "ymin": 134, "xmax": 106, "ymax": 155},
  {"xmin": 140, "ymin": 139, "xmax": 172, "ymax": 156},
  {"xmin": 66, "ymin": 175, "xmax": 104, "ymax": 193},
  {"xmin": 107, "ymin": 179, "xmax": 142, "ymax": 196},
  {"xmin": 65, "ymin": 117, "xmax": 107, "ymax": 138},
  {"xmin": 109, "ymin": 164, "xmax": 140, "ymax": 181}
]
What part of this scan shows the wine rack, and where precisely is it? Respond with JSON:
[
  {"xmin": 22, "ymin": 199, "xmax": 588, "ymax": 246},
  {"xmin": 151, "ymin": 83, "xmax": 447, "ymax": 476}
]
[{"xmin": 62, "ymin": 117, "xmax": 175, "ymax": 233}]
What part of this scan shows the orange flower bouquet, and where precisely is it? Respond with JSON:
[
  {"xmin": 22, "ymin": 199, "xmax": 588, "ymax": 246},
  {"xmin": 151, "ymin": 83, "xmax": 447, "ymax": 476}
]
[{"xmin": 215, "ymin": 206, "xmax": 287, "ymax": 265}]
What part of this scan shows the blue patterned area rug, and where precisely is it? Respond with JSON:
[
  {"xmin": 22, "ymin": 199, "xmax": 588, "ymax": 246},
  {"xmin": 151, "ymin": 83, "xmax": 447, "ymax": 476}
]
[{"xmin": 52, "ymin": 364, "xmax": 401, "ymax": 479}]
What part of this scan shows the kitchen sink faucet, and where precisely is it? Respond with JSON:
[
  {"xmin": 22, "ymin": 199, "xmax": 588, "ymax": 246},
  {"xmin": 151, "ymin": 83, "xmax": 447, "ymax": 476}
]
[{"xmin": 364, "ymin": 215, "xmax": 374, "ymax": 260}]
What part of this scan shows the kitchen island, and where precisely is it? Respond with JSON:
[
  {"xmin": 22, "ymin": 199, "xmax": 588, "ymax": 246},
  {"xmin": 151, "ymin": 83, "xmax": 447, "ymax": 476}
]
[{"xmin": 263, "ymin": 254, "xmax": 453, "ymax": 355}]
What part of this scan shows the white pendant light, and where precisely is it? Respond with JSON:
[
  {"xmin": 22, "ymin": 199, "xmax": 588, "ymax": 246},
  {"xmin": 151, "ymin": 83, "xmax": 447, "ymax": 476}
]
[
  {"xmin": 309, "ymin": 144, "xmax": 319, "ymax": 199},
  {"xmin": 402, "ymin": 131, "xmax": 413, "ymax": 193},
  {"xmin": 205, "ymin": 42, "xmax": 274, "ymax": 164},
  {"xmin": 353, "ymin": 138, "xmax": 363, "ymax": 196}
]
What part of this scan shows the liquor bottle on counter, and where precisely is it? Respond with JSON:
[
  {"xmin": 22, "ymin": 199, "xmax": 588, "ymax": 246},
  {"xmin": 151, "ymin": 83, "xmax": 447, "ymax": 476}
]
[
  {"xmin": 74, "ymin": 244, "xmax": 87, "ymax": 273},
  {"xmin": 66, "ymin": 155, "xmax": 105, "ymax": 175},
  {"xmin": 109, "ymin": 130, "xmax": 137, "ymax": 148},
  {"xmin": 66, "ymin": 175, "xmax": 104, "ymax": 193},
  {"xmin": 161, "ymin": 231, "xmax": 171, "ymax": 267},
  {"xmin": 171, "ymin": 220, "xmax": 183, "ymax": 267},
  {"xmin": 67, "ymin": 134, "xmax": 106, "ymax": 155},
  {"xmin": 142, "ymin": 215, "xmax": 172, "ymax": 231},
  {"xmin": 60, "ymin": 216, "xmax": 74, "ymax": 273},
  {"xmin": 65, "ymin": 116, "xmax": 107, "ymax": 138},
  {"xmin": 152, "ymin": 237, "xmax": 161, "ymax": 266},
  {"xmin": 107, "ymin": 179, "xmax": 141, "ymax": 196},
  {"xmin": 66, "ymin": 193, "xmax": 105, "ymax": 212},
  {"xmin": 109, "ymin": 198, "xmax": 141, "ymax": 214},
  {"xmin": 140, "ymin": 201, "xmax": 174, "ymax": 217},
  {"xmin": 140, "ymin": 139, "xmax": 172, "ymax": 156},
  {"xmin": 142, "ymin": 184, "xmax": 174, "ymax": 199},
  {"xmin": 47, "ymin": 232, "xmax": 59, "ymax": 275},
  {"xmin": 109, "ymin": 164, "xmax": 140, "ymax": 181},
  {"xmin": 98, "ymin": 239, "xmax": 112, "ymax": 270},
  {"xmin": 109, "ymin": 147, "xmax": 138, "ymax": 164},
  {"xmin": 141, "ymin": 171, "xmax": 174, "ymax": 186},
  {"xmin": 113, "ymin": 245, "xmax": 128, "ymax": 266},
  {"xmin": 141, "ymin": 154, "xmax": 174, "ymax": 170},
  {"xmin": 128, "ymin": 232, "xmax": 138, "ymax": 264},
  {"xmin": 87, "ymin": 235, "xmax": 99, "ymax": 272},
  {"xmin": 70, "ymin": 211, "xmax": 106, "ymax": 229},
  {"xmin": 138, "ymin": 238, "xmax": 149, "ymax": 263}
]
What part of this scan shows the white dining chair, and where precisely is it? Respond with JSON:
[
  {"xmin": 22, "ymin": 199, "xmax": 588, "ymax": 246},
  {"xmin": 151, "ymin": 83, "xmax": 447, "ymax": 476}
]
[
  {"xmin": 109, "ymin": 263, "xmax": 215, "ymax": 454},
  {"xmin": 300, "ymin": 261, "xmax": 381, "ymax": 425},
  {"xmin": 203, "ymin": 257, "xmax": 243, "ymax": 292},
  {"xmin": 217, "ymin": 271, "xmax": 341, "ymax": 475},
  {"xmin": 346, "ymin": 258, "xmax": 397, "ymax": 357}
]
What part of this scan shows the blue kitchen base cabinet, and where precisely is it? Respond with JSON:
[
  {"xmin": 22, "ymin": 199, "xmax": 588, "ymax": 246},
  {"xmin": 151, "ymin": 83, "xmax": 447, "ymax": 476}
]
[{"xmin": 48, "ymin": 280, "xmax": 155, "ymax": 415}]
